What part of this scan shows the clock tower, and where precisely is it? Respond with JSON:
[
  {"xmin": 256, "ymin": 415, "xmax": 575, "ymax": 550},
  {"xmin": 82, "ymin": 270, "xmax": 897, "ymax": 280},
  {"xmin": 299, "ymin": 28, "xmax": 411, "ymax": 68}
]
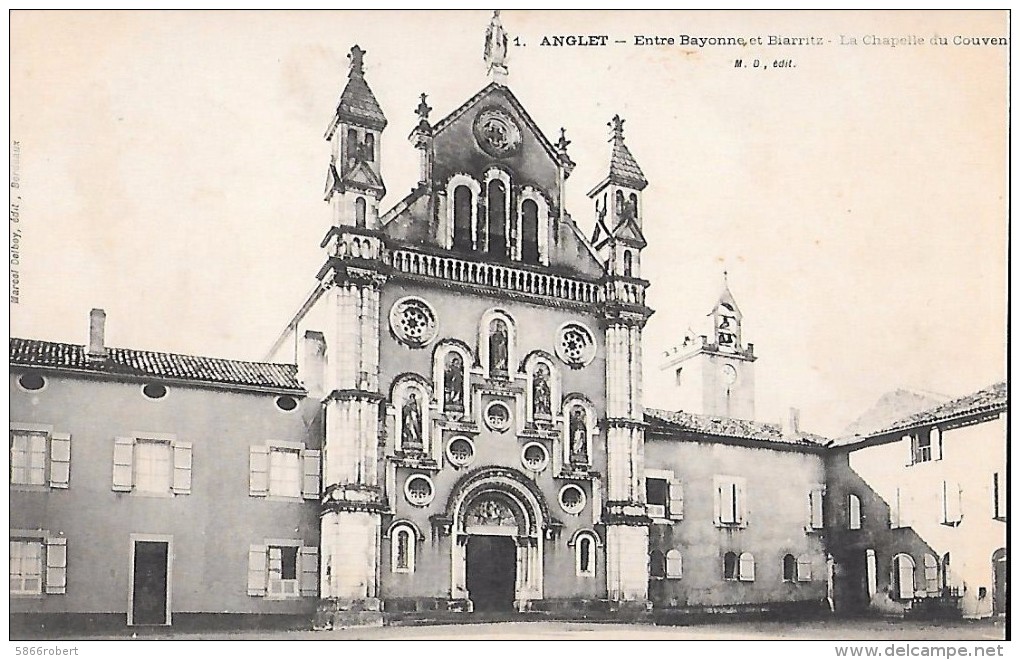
[{"xmin": 660, "ymin": 273, "xmax": 757, "ymax": 420}]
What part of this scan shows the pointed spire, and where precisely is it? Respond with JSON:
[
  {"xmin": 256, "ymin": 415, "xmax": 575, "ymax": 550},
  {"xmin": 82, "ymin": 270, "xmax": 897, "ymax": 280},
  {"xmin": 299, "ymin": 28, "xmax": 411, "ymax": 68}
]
[
  {"xmin": 605, "ymin": 114, "xmax": 648, "ymax": 191},
  {"xmin": 713, "ymin": 268, "xmax": 742, "ymax": 318},
  {"xmin": 333, "ymin": 45, "xmax": 387, "ymax": 132},
  {"xmin": 484, "ymin": 10, "xmax": 509, "ymax": 84}
]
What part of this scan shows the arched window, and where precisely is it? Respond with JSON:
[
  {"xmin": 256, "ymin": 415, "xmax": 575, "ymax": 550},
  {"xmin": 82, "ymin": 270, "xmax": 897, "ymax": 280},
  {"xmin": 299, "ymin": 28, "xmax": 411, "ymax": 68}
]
[
  {"xmin": 364, "ymin": 133, "xmax": 375, "ymax": 161},
  {"xmin": 941, "ymin": 552, "xmax": 952, "ymax": 592},
  {"xmin": 666, "ymin": 550, "xmax": 682, "ymax": 579},
  {"xmin": 571, "ymin": 530, "xmax": 599, "ymax": 578},
  {"xmin": 391, "ymin": 525, "xmax": 416, "ymax": 574},
  {"xmin": 723, "ymin": 551, "xmax": 738, "ymax": 580},
  {"xmin": 797, "ymin": 554, "xmax": 813, "ymax": 582},
  {"xmin": 354, "ymin": 197, "xmax": 366, "ymax": 228},
  {"xmin": 521, "ymin": 199, "xmax": 539, "ymax": 264},
  {"xmin": 453, "ymin": 185, "xmax": 473, "ymax": 251},
  {"xmin": 892, "ymin": 554, "xmax": 916, "ymax": 600},
  {"xmin": 649, "ymin": 550, "xmax": 666, "ymax": 579},
  {"xmin": 783, "ymin": 553, "xmax": 796, "ymax": 581},
  {"xmin": 738, "ymin": 552, "xmax": 756, "ymax": 582},
  {"xmin": 623, "ymin": 250, "xmax": 633, "ymax": 277},
  {"xmin": 614, "ymin": 190, "xmax": 624, "ymax": 216},
  {"xmin": 580, "ymin": 537, "xmax": 592, "ymax": 573},
  {"xmin": 848, "ymin": 493, "xmax": 862, "ymax": 530},
  {"xmin": 923, "ymin": 553, "xmax": 939, "ymax": 595},
  {"xmin": 628, "ymin": 192, "xmax": 639, "ymax": 220},
  {"xmin": 487, "ymin": 179, "xmax": 507, "ymax": 259},
  {"xmin": 346, "ymin": 128, "xmax": 358, "ymax": 162}
]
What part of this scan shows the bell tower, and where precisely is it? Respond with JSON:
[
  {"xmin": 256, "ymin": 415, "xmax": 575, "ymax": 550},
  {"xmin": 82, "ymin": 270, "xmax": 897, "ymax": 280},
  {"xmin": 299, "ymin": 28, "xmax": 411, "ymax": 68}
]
[
  {"xmin": 324, "ymin": 45, "xmax": 387, "ymax": 230},
  {"xmin": 316, "ymin": 45, "xmax": 389, "ymax": 629},
  {"xmin": 660, "ymin": 273, "xmax": 757, "ymax": 420},
  {"xmin": 589, "ymin": 116, "xmax": 653, "ymax": 606}
]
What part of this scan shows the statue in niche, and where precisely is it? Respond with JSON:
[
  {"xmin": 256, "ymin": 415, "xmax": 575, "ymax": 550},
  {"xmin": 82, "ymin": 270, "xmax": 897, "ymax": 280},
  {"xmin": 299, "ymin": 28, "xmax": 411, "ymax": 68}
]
[
  {"xmin": 489, "ymin": 319, "xmax": 509, "ymax": 375},
  {"xmin": 533, "ymin": 364, "xmax": 552, "ymax": 417},
  {"xmin": 444, "ymin": 353, "xmax": 464, "ymax": 411},
  {"xmin": 569, "ymin": 407, "xmax": 588, "ymax": 462},
  {"xmin": 401, "ymin": 392, "xmax": 423, "ymax": 452}
]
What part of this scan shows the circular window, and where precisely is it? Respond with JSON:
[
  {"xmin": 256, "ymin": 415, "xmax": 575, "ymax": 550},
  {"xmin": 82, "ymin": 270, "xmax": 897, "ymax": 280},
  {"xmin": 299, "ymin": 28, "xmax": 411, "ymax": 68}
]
[
  {"xmin": 17, "ymin": 373, "xmax": 46, "ymax": 392},
  {"xmin": 404, "ymin": 475, "xmax": 435, "ymax": 507},
  {"xmin": 484, "ymin": 401, "xmax": 512, "ymax": 432},
  {"xmin": 473, "ymin": 107, "xmax": 523, "ymax": 158},
  {"xmin": 446, "ymin": 437, "xmax": 476, "ymax": 467},
  {"xmin": 555, "ymin": 323, "xmax": 596, "ymax": 369},
  {"xmin": 275, "ymin": 395, "xmax": 298, "ymax": 412},
  {"xmin": 559, "ymin": 484, "xmax": 587, "ymax": 515},
  {"xmin": 389, "ymin": 297, "xmax": 438, "ymax": 349},
  {"xmin": 141, "ymin": 383, "xmax": 168, "ymax": 400},
  {"xmin": 521, "ymin": 442, "xmax": 549, "ymax": 472}
]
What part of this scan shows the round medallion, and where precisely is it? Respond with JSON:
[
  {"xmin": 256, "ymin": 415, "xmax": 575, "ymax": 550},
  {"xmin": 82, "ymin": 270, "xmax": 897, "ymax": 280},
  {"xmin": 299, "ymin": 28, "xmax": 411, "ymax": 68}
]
[
  {"xmin": 404, "ymin": 474, "xmax": 435, "ymax": 507},
  {"xmin": 521, "ymin": 442, "xmax": 550, "ymax": 472},
  {"xmin": 558, "ymin": 484, "xmax": 587, "ymax": 516},
  {"xmin": 484, "ymin": 400, "xmax": 513, "ymax": 433},
  {"xmin": 722, "ymin": 364, "xmax": 738, "ymax": 384},
  {"xmin": 555, "ymin": 323, "xmax": 596, "ymax": 369},
  {"xmin": 446, "ymin": 436, "xmax": 476, "ymax": 468},
  {"xmin": 473, "ymin": 107, "xmax": 522, "ymax": 158},
  {"xmin": 389, "ymin": 296, "xmax": 438, "ymax": 348}
]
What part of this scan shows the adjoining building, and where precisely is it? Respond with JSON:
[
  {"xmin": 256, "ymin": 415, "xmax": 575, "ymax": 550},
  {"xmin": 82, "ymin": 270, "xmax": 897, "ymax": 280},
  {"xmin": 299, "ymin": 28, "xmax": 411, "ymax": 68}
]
[{"xmin": 9, "ymin": 13, "xmax": 1005, "ymax": 631}]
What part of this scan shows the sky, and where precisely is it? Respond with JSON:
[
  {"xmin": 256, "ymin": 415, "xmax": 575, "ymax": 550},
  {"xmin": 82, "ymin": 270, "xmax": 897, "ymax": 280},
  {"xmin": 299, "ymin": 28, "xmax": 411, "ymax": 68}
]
[{"xmin": 9, "ymin": 10, "xmax": 1008, "ymax": 437}]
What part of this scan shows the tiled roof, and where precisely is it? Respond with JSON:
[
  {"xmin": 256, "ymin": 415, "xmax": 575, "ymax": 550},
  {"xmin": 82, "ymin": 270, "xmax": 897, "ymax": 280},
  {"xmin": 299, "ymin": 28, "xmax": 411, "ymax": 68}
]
[
  {"xmin": 336, "ymin": 72, "xmax": 387, "ymax": 131},
  {"xmin": 645, "ymin": 408, "xmax": 828, "ymax": 447},
  {"xmin": 867, "ymin": 381, "xmax": 1006, "ymax": 437},
  {"xmin": 607, "ymin": 138, "xmax": 648, "ymax": 191},
  {"xmin": 10, "ymin": 338, "xmax": 303, "ymax": 392}
]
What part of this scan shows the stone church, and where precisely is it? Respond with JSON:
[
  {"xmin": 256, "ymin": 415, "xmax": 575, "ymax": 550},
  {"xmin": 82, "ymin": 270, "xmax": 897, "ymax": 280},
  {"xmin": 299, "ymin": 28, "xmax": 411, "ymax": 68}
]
[{"xmin": 9, "ymin": 13, "xmax": 1005, "ymax": 631}]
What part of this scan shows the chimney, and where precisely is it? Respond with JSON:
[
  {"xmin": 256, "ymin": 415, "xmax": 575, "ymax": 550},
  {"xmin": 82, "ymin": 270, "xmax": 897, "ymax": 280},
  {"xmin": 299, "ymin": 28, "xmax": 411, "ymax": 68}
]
[
  {"xmin": 87, "ymin": 308, "xmax": 108, "ymax": 360},
  {"xmin": 783, "ymin": 407, "xmax": 801, "ymax": 438},
  {"xmin": 300, "ymin": 330, "xmax": 327, "ymax": 396}
]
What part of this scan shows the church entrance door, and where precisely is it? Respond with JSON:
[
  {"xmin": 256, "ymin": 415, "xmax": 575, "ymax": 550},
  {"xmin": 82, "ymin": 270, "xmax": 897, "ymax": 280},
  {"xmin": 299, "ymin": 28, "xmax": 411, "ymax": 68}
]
[{"xmin": 466, "ymin": 535, "xmax": 516, "ymax": 612}]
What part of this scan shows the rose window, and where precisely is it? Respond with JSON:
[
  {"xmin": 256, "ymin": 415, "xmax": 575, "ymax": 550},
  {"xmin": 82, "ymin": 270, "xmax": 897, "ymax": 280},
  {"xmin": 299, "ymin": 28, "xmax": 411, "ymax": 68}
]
[
  {"xmin": 389, "ymin": 297, "xmax": 438, "ymax": 348},
  {"xmin": 555, "ymin": 323, "xmax": 596, "ymax": 368},
  {"xmin": 484, "ymin": 401, "xmax": 512, "ymax": 432}
]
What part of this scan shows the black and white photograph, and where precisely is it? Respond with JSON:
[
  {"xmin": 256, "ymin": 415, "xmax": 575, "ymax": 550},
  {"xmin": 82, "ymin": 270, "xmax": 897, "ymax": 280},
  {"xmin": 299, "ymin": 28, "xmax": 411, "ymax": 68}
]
[{"xmin": 8, "ymin": 9, "xmax": 1008, "ymax": 648}]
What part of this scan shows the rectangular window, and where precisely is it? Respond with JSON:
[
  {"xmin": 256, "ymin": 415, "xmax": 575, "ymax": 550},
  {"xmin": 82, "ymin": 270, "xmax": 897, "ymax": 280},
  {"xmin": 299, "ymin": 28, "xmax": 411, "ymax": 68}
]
[
  {"xmin": 248, "ymin": 542, "xmax": 317, "ymax": 598},
  {"xmin": 714, "ymin": 476, "xmax": 746, "ymax": 526},
  {"xmin": 250, "ymin": 444, "xmax": 319, "ymax": 499},
  {"xmin": 269, "ymin": 448, "xmax": 301, "ymax": 498},
  {"xmin": 10, "ymin": 540, "xmax": 43, "ymax": 595},
  {"xmin": 848, "ymin": 494, "xmax": 862, "ymax": 530},
  {"xmin": 134, "ymin": 440, "xmax": 171, "ymax": 494},
  {"xmin": 10, "ymin": 432, "xmax": 47, "ymax": 485},
  {"xmin": 940, "ymin": 480, "xmax": 963, "ymax": 525},
  {"xmin": 267, "ymin": 546, "xmax": 299, "ymax": 597},
  {"xmin": 808, "ymin": 487, "xmax": 825, "ymax": 529},
  {"xmin": 112, "ymin": 436, "xmax": 191, "ymax": 495},
  {"xmin": 993, "ymin": 472, "xmax": 1007, "ymax": 521},
  {"xmin": 912, "ymin": 432, "xmax": 932, "ymax": 464},
  {"xmin": 646, "ymin": 478, "xmax": 668, "ymax": 519},
  {"xmin": 890, "ymin": 487, "xmax": 910, "ymax": 529}
]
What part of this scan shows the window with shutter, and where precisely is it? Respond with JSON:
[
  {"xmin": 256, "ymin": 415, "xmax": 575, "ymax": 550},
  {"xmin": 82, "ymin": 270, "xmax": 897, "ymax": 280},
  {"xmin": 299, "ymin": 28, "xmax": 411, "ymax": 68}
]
[
  {"xmin": 134, "ymin": 440, "xmax": 172, "ymax": 494},
  {"xmin": 648, "ymin": 550, "xmax": 666, "ymax": 579},
  {"xmin": 249, "ymin": 446, "xmax": 269, "ymax": 496},
  {"xmin": 848, "ymin": 493, "xmax": 862, "ymax": 530},
  {"xmin": 941, "ymin": 480, "xmax": 963, "ymax": 525},
  {"xmin": 299, "ymin": 546, "xmax": 318, "ymax": 596},
  {"xmin": 301, "ymin": 449, "xmax": 321, "ymax": 500},
  {"xmin": 930, "ymin": 427, "xmax": 943, "ymax": 460},
  {"xmin": 738, "ymin": 552, "xmax": 755, "ymax": 581},
  {"xmin": 49, "ymin": 433, "xmax": 71, "ymax": 489},
  {"xmin": 808, "ymin": 487, "xmax": 825, "ymax": 529},
  {"xmin": 796, "ymin": 555, "xmax": 812, "ymax": 582},
  {"xmin": 171, "ymin": 441, "xmax": 192, "ymax": 495},
  {"xmin": 668, "ymin": 481, "xmax": 684, "ymax": 521},
  {"xmin": 993, "ymin": 472, "xmax": 1007, "ymax": 521},
  {"xmin": 267, "ymin": 545, "xmax": 299, "ymax": 598},
  {"xmin": 112, "ymin": 437, "xmax": 135, "ymax": 492},
  {"xmin": 269, "ymin": 449, "xmax": 301, "ymax": 498},
  {"xmin": 44, "ymin": 537, "xmax": 67, "ymax": 594},
  {"xmin": 646, "ymin": 478, "xmax": 667, "ymax": 519},
  {"xmin": 247, "ymin": 544, "xmax": 267, "ymax": 596},
  {"xmin": 890, "ymin": 487, "xmax": 908, "ymax": 529},
  {"xmin": 665, "ymin": 550, "xmax": 682, "ymax": 579}
]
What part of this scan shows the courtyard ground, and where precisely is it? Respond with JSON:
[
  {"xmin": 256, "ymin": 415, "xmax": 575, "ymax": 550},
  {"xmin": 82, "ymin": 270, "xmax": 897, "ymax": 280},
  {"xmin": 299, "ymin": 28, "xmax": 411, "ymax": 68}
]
[{"xmin": 33, "ymin": 617, "xmax": 1007, "ymax": 641}]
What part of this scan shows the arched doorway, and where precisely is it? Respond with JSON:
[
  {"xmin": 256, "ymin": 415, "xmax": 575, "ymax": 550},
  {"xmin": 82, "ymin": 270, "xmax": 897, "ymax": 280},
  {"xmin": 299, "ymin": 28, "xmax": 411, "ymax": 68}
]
[
  {"xmin": 448, "ymin": 469, "xmax": 547, "ymax": 612},
  {"xmin": 992, "ymin": 548, "xmax": 1006, "ymax": 615}
]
